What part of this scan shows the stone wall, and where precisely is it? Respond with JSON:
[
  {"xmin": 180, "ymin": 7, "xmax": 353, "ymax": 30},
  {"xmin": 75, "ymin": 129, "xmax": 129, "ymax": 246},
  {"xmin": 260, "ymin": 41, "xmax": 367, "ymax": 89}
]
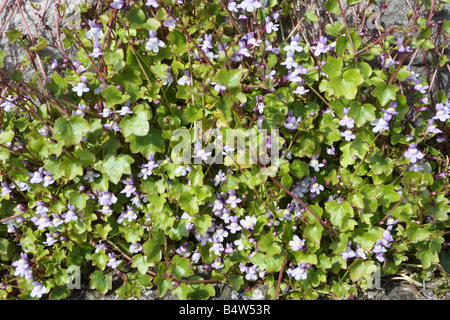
[{"xmin": 0, "ymin": 0, "xmax": 448, "ymax": 91}]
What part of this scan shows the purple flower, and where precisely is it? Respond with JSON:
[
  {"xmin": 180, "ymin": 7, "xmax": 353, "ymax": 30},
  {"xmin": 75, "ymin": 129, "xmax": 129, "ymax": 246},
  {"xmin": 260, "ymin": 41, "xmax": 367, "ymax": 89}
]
[
  {"xmin": 12, "ymin": 253, "xmax": 34, "ymax": 280},
  {"xmin": 284, "ymin": 111, "xmax": 302, "ymax": 130},
  {"xmin": 284, "ymin": 34, "xmax": 303, "ymax": 53},
  {"xmin": 145, "ymin": 0, "xmax": 158, "ymax": 8},
  {"xmin": 31, "ymin": 212, "xmax": 52, "ymax": 230},
  {"xmin": 326, "ymin": 145, "xmax": 336, "ymax": 156},
  {"xmin": 340, "ymin": 241, "xmax": 356, "ymax": 260},
  {"xmin": 413, "ymin": 82, "xmax": 429, "ymax": 94},
  {"xmin": 145, "ymin": 30, "xmax": 165, "ymax": 53},
  {"xmin": 97, "ymin": 191, "xmax": 118, "ymax": 207},
  {"xmin": 84, "ymin": 168, "xmax": 100, "ymax": 182},
  {"xmin": 176, "ymin": 242, "xmax": 190, "ymax": 257},
  {"xmin": 309, "ymin": 154, "xmax": 324, "ymax": 172},
  {"xmin": 397, "ymin": 36, "xmax": 412, "ymax": 53},
  {"xmin": 117, "ymin": 206, "xmax": 137, "ymax": 224},
  {"xmin": 281, "ymin": 51, "xmax": 298, "ymax": 70},
  {"xmin": 265, "ymin": 16, "xmax": 279, "ymax": 34},
  {"xmin": 106, "ymin": 252, "xmax": 121, "ymax": 269},
  {"xmin": 73, "ymin": 60, "xmax": 89, "ymax": 73},
  {"xmin": 433, "ymin": 103, "xmax": 450, "ymax": 122},
  {"xmin": 289, "ymin": 235, "xmax": 305, "ymax": 251},
  {"xmin": 177, "ymin": 70, "xmax": 192, "ymax": 86},
  {"xmin": 129, "ymin": 242, "xmax": 143, "ymax": 254},
  {"xmin": 404, "ymin": 142, "xmax": 424, "ymax": 163},
  {"xmin": 72, "ymin": 76, "xmax": 90, "ymax": 97},
  {"xmin": 138, "ymin": 154, "xmax": 159, "ymax": 179},
  {"xmin": 200, "ymin": 34, "xmax": 213, "ymax": 52},
  {"xmin": 339, "ymin": 107, "xmax": 355, "ymax": 129},
  {"xmin": 212, "ymin": 258, "xmax": 224, "ymax": 269},
  {"xmin": 240, "ymin": 215, "xmax": 257, "ymax": 230},
  {"xmin": 311, "ymin": 36, "xmax": 331, "ymax": 56},
  {"xmin": 382, "ymin": 102, "xmax": 399, "ymax": 121},
  {"xmin": 212, "ymin": 224, "xmax": 229, "ymax": 242},
  {"xmin": 309, "ymin": 176, "xmax": 324, "ymax": 195},
  {"xmin": 86, "ymin": 20, "xmax": 104, "ymax": 41},
  {"xmin": 43, "ymin": 233, "xmax": 58, "ymax": 246},
  {"xmin": 30, "ymin": 281, "xmax": 47, "ymax": 298},
  {"xmin": 244, "ymin": 264, "xmax": 259, "ymax": 281},
  {"xmin": 42, "ymin": 170, "xmax": 55, "ymax": 187},
  {"xmin": 226, "ymin": 190, "xmax": 242, "ymax": 209},
  {"xmin": 381, "ymin": 54, "xmax": 398, "ymax": 68},
  {"xmin": 238, "ymin": 0, "xmax": 261, "ymax": 12},
  {"xmin": 370, "ymin": 116, "xmax": 390, "ymax": 133},
  {"xmin": 1, "ymin": 181, "xmax": 12, "ymax": 197},
  {"xmin": 174, "ymin": 165, "xmax": 192, "ymax": 176},
  {"xmin": 209, "ymin": 239, "xmax": 224, "ymax": 255},
  {"xmin": 62, "ymin": 204, "xmax": 82, "ymax": 223},
  {"xmin": 51, "ymin": 214, "xmax": 64, "ymax": 227},
  {"xmin": 89, "ymin": 40, "xmax": 104, "ymax": 58},
  {"xmin": 214, "ymin": 169, "xmax": 227, "ymax": 186},
  {"xmin": 226, "ymin": 216, "xmax": 242, "ymax": 234},
  {"xmin": 110, "ymin": 0, "xmax": 124, "ymax": 9},
  {"xmin": 120, "ymin": 176, "xmax": 136, "ymax": 198},
  {"xmin": 0, "ymin": 95, "xmax": 17, "ymax": 112},
  {"xmin": 293, "ymin": 85, "xmax": 309, "ymax": 95},
  {"xmin": 29, "ymin": 167, "xmax": 44, "ymax": 184},
  {"xmin": 286, "ymin": 263, "xmax": 307, "ymax": 280},
  {"xmin": 340, "ymin": 129, "xmax": 355, "ymax": 141},
  {"xmin": 426, "ymin": 119, "xmax": 442, "ymax": 134},
  {"xmin": 355, "ymin": 245, "xmax": 367, "ymax": 260}
]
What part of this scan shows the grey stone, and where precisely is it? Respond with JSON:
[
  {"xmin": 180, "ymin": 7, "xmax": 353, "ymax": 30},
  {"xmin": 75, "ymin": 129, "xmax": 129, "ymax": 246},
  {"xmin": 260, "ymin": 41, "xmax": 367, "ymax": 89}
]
[{"xmin": 0, "ymin": 0, "xmax": 86, "ymax": 82}]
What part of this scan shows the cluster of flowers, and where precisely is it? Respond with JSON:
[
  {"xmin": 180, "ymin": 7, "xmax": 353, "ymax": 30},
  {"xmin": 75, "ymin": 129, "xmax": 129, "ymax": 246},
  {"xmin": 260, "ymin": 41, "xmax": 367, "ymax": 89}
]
[
  {"xmin": 11, "ymin": 253, "xmax": 47, "ymax": 298},
  {"xmin": 339, "ymin": 215, "xmax": 397, "ymax": 263}
]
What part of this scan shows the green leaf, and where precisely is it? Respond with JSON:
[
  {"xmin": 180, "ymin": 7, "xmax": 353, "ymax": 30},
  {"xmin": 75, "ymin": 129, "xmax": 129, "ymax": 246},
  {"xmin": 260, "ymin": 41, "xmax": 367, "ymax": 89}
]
[
  {"xmin": 324, "ymin": 0, "xmax": 340, "ymax": 15},
  {"xmin": 49, "ymin": 286, "xmax": 70, "ymax": 300},
  {"xmin": 303, "ymin": 222, "xmax": 324, "ymax": 245},
  {"xmin": 329, "ymin": 69, "xmax": 364, "ymax": 100},
  {"xmin": 102, "ymin": 85, "xmax": 130, "ymax": 107},
  {"xmin": 119, "ymin": 105, "xmax": 151, "ymax": 137},
  {"xmin": 257, "ymin": 233, "xmax": 282, "ymax": 256},
  {"xmin": 251, "ymin": 250, "xmax": 286, "ymax": 273},
  {"xmin": 47, "ymin": 72, "xmax": 68, "ymax": 96},
  {"xmin": 406, "ymin": 223, "xmax": 431, "ymax": 242},
  {"xmin": 179, "ymin": 192, "xmax": 201, "ymax": 215},
  {"xmin": 132, "ymin": 254, "xmax": 153, "ymax": 275},
  {"xmin": 101, "ymin": 153, "xmax": 134, "ymax": 184},
  {"xmin": 69, "ymin": 190, "xmax": 90, "ymax": 211},
  {"xmin": 143, "ymin": 231, "xmax": 165, "ymax": 263},
  {"xmin": 7, "ymin": 29, "xmax": 21, "ymax": 44},
  {"xmin": 170, "ymin": 255, "xmax": 194, "ymax": 280},
  {"xmin": 29, "ymin": 37, "xmax": 47, "ymax": 51},
  {"xmin": 59, "ymin": 156, "xmax": 83, "ymax": 180},
  {"xmin": 373, "ymin": 83, "xmax": 398, "ymax": 106},
  {"xmin": 289, "ymin": 160, "xmax": 310, "ymax": 179},
  {"xmin": 367, "ymin": 151, "xmax": 394, "ymax": 176},
  {"xmin": 325, "ymin": 201, "xmax": 354, "ymax": 231},
  {"xmin": 305, "ymin": 10, "xmax": 318, "ymax": 22},
  {"xmin": 214, "ymin": 67, "xmax": 243, "ymax": 89},
  {"xmin": 322, "ymin": 56, "xmax": 343, "ymax": 78},
  {"xmin": 186, "ymin": 276, "xmax": 216, "ymax": 300},
  {"xmin": 349, "ymin": 259, "xmax": 377, "ymax": 282},
  {"xmin": 91, "ymin": 250, "xmax": 109, "ymax": 270},
  {"xmin": 348, "ymin": 103, "xmax": 376, "ymax": 127},
  {"xmin": 378, "ymin": 184, "xmax": 401, "ymax": 208},
  {"xmin": 126, "ymin": 129, "xmax": 166, "ymax": 156},
  {"xmin": 53, "ymin": 115, "xmax": 90, "ymax": 146},
  {"xmin": 191, "ymin": 214, "xmax": 213, "ymax": 235},
  {"xmin": 89, "ymin": 270, "xmax": 112, "ymax": 295},
  {"xmin": 126, "ymin": 7, "xmax": 147, "ymax": 28}
]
